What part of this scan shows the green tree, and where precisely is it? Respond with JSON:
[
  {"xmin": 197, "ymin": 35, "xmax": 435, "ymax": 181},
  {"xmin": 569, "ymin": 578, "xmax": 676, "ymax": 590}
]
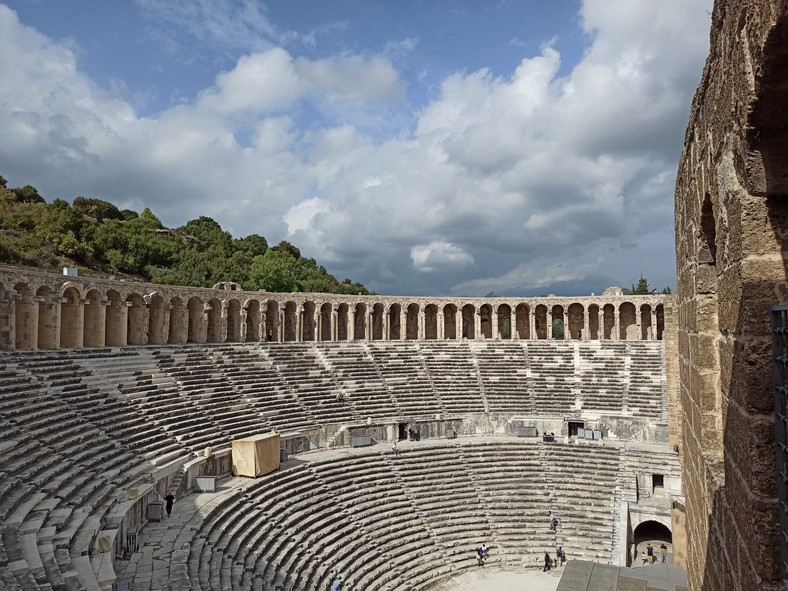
[
  {"xmin": 12, "ymin": 185, "xmax": 45, "ymax": 204},
  {"xmin": 623, "ymin": 275, "xmax": 655, "ymax": 295},
  {"xmin": 249, "ymin": 250, "xmax": 297, "ymax": 292},
  {"xmin": 271, "ymin": 240, "xmax": 301, "ymax": 259},
  {"xmin": 234, "ymin": 233, "xmax": 268, "ymax": 257}
]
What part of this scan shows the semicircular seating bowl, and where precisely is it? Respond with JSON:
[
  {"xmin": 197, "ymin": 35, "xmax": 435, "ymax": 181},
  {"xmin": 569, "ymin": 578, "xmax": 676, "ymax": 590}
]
[
  {"xmin": 0, "ymin": 340, "xmax": 666, "ymax": 590},
  {"xmin": 183, "ymin": 442, "xmax": 620, "ymax": 591}
]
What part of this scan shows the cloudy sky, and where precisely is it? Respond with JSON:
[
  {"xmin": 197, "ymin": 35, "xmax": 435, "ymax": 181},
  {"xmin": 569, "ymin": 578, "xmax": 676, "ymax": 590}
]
[{"xmin": 0, "ymin": 0, "xmax": 712, "ymax": 296}]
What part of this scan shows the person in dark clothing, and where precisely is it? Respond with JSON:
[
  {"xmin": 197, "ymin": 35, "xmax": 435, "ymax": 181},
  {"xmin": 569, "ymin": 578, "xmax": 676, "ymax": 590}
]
[
  {"xmin": 556, "ymin": 546, "xmax": 565, "ymax": 566},
  {"xmin": 164, "ymin": 493, "xmax": 175, "ymax": 517},
  {"xmin": 266, "ymin": 330, "xmax": 273, "ymax": 342},
  {"xmin": 647, "ymin": 544, "xmax": 654, "ymax": 564},
  {"xmin": 543, "ymin": 550, "xmax": 551, "ymax": 572}
]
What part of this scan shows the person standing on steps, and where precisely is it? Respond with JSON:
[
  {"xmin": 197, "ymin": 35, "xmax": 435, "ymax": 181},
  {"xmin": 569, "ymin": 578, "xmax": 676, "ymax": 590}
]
[
  {"xmin": 266, "ymin": 329, "xmax": 273, "ymax": 342},
  {"xmin": 660, "ymin": 543, "xmax": 667, "ymax": 563},
  {"xmin": 164, "ymin": 492, "xmax": 175, "ymax": 517},
  {"xmin": 481, "ymin": 543, "xmax": 488, "ymax": 559},
  {"xmin": 392, "ymin": 443, "xmax": 401, "ymax": 456},
  {"xmin": 543, "ymin": 550, "xmax": 551, "ymax": 572},
  {"xmin": 332, "ymin": 580, "xmax": 343, "ymax": 591},
  {"xmin": 647, "ymin": 544, "xmax": 654, "ymax": 564},
  {"xmin": 556, "ymin": 546, "xmax": 564, "ymax": 566},
  {"xmin": 476, "ymin": 547, "xmax": 485, "ymax": 567}
]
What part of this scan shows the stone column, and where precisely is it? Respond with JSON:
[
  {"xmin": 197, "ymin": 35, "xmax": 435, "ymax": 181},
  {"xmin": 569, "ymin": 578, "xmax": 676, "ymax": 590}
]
[
  {"xmin": 400, "ymin": 311, "xmax": 408, "ymax": 340},
  {"xmin": 581, "ymin": 308, "xmax": 589, "ymax": 341},
  {"xmin": 636, "ymin": 307, "xmax": 642, "ymax": 341},
  {"xmin": 332, "ymin": 304, "xmax": 339, "ymax": 341},
  {"xmin": 384, "ymin": 306, "xmax": 391, "ymax": 341},
  {"xmin": 474, "ymin": 310, "xmax": 482, "ymax": 340},
  {"xmin": 529, "ymin": 310, "xmax": 536, "ymax": 340},
  {"xmin": 492, "ymin": 310, "xmax": 499, "ymax": 340},
  {"xmin": 260, "ymin": 304, "xmax": 268, "ymax": 342},
  {"xmin": 613, "ymin": 308, "xmax": 620, "ymax": 341},
  {"xmin": 367, "ymin": 311, "xmax": 373, "ymax": 340},
  {"xmin": 279, "ymin": 310, "xmax": 285, "ymax": 342},
  {"xmin": 87, "ymin": 298, "xmax": 108, "ymax": 347},
  {"xmin": 563, "ymin": 310, "xmax": 570, "ymax": 340},
  {"xmin": 597, "ymin": 308, "xmax": 604, "ymax": 340},
  {"xmin": 296, "ymin": 306, "xmax": 304, "ymax": 342},
  {"xmin": 438, "ymin": 312, "xmax": 445, "ymax": 340},
  {"xmin": 547, "ymin": 305, "xmax": 554, "ymax": 340},
  {"xmin": 456, "ymin": 312, "xmax": 462, "ymax": 340},
  {"xmin": 220, "ymin": 300, "xmax": 229, "ymax": 343},
  {"xmin": 348, "ymin": 308, "xmax": 356, "ymax": 341},
  {"xmin": 418, "ymin": 311, "xmax": 425, "ymax": 340},
  {"xmin": 314, "ymin": 310, "xmax": 320, "ymax": 342},
  {"xmin": 651, "ymin": 309, "xmax": 658, "ymax": 340},
  {"xmin": 180, "ymin": 306, "xmax": 189, "ymax": 344},
  {"xmin": 239, "ymin": 309, "xmax": 248, "ymax": 342}
]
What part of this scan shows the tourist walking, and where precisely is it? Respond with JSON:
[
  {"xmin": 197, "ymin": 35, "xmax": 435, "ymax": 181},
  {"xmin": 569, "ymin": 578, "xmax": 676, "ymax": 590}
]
[
  {"xmin": 660, "ymin": 543, "xmax": 667, "ymax": 563},
  {"xmin": 641, "ymin": 550, "xmax": 648, "ymax": 565},
  {"xmin": 481, "ymin": 543, "xmax": 489, "ymax": 559},
  {"xmin": 332, "ymin": 580, "xmax": 343, "ymax": 591},
  {"xmin": 266, "ymin": 329, "xmax": 273, "ymax": 342},
  {"xmin": 392, "ymin": 443, "xmax": 401, "ymax": 456},
  {"xmin": 647, "ymin": 544, "xmax": 654, "ymax": 564},
  {"xmin": 476, "ymin": 548, "xmax": 485, "ymax": 567},
  {"xmin": 543, "ymin": 550, "xmax": 551, "ymax": 572},
  {"xmin": 164, "ymin": 492, "xmax": 175, "ymax": 517},
  {"xmin": 556, "ymin": 546, "xmax": 565, "ymax": 566}
]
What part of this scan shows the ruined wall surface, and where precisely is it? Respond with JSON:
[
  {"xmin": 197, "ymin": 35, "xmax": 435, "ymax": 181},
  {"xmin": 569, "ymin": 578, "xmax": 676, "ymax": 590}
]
[
  {"xmin": 675, "ymin": 2, "xmax": 788, "ymax": 590},
  {"xmin": 663, "ymin": 297, "xmax": 682, "ymax": 449}
]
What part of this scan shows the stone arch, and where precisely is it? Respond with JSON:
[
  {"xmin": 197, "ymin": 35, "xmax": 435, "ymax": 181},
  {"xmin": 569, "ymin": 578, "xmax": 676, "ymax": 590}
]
[
  {"xmin": 13, "ymin": 283, "xmax": 36, "ymax": 350},
  {"xmin": 443, "ymin": 304, "xmax": 458, "ymax": 340},
  {"xmin": 226, "ymin": 299, "xmax": 242, "ymax": 342},
  {"xmin": 127, "ymin": 294, "xmax": 147, "ymax": 345},
  {"xmin": 461, "ymin": 304, "xmax": 475, "ymax": 339},
  {"xmin": 535, "ymin": 305, "xmax": 548, "ymax": 339},
  {"xmin": 245, "ymin": 300, "xmax": 261, "ymax": 342},
  {"xmin": 106, "ymin": 290, "xmax": 125, "ymax": 346},
  {"xmin": 551, "ymin": 305, "xmax": 564, "ymax": 339},
  {"xmin": 632, "ymin": 520, "xmax": 672, "ymax": 563},
  {"xmin": 389, "ymin": 303, "xmax": 402, "ymax": 340},
  {"xmin": 206, "ymin": 299, "xmax": 223, "ymax": 343},
  {"xmin": 61, "ymin": 287, "xmax": 84, "ymax": 349},
  {"xmin": 265, "ymin": 300, "xmax": 279, "ymax": 342},
  {"xmin": 147, "ymin": 294, "xmax": 167, "ymax": 345},
  {"xmin": 619, "ymin": 302, "xmax": 637, "ymax": 340},
  {"xmin": 656, "ymin": 304, "xmax": 665, "ymax": 340},
  {"xmin": 568, "ymin": 303, "xmax": 584, "ymax": 340},
  {"xmin": 479, "ymin": 304, "xmax": 492, "ymax": 339},
  {"xmin": 36, "ymin": 286, "xmax": 58, "ymax": 349},
  {"xmin": 353, "ymin": 303, "xmax": 367, "ymax": 341},
  {"xmin": 424, "ymin": 304, "xmax": 438, "ymax": 340},
  {"xmin": 371, "ymin": 303, "xmax": 385, "ymax": 340},
  {"xmin": 320, "ymin": 303, "xmax": 332, "ymax": 341},
  {"xmin": 303, "ymin": 301, "xmax": 316, "ymax": 341},
  {"xmin": 515, "ymin": 304, "xmax": 529, "ymax": 339},
  {"xmin": 603, "ymin": 304, "xmax": 615, "ymax": 339},
  {"xmin": 337, "ymin": 303, "xmax": 349, "ymax": 341},
  {"xmin": 282, "ymin": 301, "xmax": 298, "ymax": 342},
  {"xmin": 169, "ymin": 297, "xmax": 185, "ymax": 344},
  {"xmin": 588, "ymin": 304, "xmax": 600, "ymax": 340},
  {"xmin": 406, "ymin": 303, "xmax": 419, "ymax": 340},
  {"xmin": 640, "ymin": 304, "xmax": 653, "ymax": 340},
  {"xmin": 84, "ymin": 288, "xmax": 106, "ymax": 347},
  {"xmin": 497, "ymin": 304, "xmax": 511, "ymax": 339},
  {"xmin": 187, "ymin": 297, "xmax": 206, "ymax": 343}
]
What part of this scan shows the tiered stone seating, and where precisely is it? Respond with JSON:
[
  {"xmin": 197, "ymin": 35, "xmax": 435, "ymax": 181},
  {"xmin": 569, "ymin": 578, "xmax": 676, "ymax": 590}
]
[
  {"xmin": 418, "ymin": 342, "xmax": 485, "ymax": 415},
  {"xmin": 578, "ymin": 343, "xmax": 626, "ymax": 413},
  {"xmin": 319, "ymin": 342, "xmax": 402, "ymax": 421},
  {"xmin": 155, "ymin": 347, "xmax": 268, "ymax": 444},
  {"xmin": 527, "ymin": 342, "xmax": 576, "ymax": 414},
  {"xmin": 222, "ymin": 345, "xmax": 318, "ymax": 435},
  {"xmin": 264, "ymin": 343, "xmax": 357, "ymax": 427},
  {"xmin": 183, "ymin": 442, "xmax": 623, "ymax": 591},
  {"xmin": 471, "ymin": 341, "xmax": 531, "ymax": 414},
  {"xmin": 368, "ymin": 342, "xmax": 441, "ymax": 418},
  {"xmin": 114, "ymin": 350, "xmax": 227, "ymax": 453},
  {"xmin": 626, "ymin": 343, "xmax": 666, "ymax": 418},
  {"xmin": 0, "ymin": 356, "xmax": 158, "ymax": 590}
]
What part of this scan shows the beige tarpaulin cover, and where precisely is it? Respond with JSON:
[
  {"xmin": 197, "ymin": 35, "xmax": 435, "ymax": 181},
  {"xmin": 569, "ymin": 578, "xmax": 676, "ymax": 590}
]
[{"xmin": 232, "ymin": 432, "xmax": 281, "ymax": 477}]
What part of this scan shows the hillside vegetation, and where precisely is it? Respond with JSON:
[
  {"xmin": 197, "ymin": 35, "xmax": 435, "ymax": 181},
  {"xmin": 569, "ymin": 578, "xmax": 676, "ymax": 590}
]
[{"xmin": 0, "ymin": 176, "xmax": 370, "ymax": 294}]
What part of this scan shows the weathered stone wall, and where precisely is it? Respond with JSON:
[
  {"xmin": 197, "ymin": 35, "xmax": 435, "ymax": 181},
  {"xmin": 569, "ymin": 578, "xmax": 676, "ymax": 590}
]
[{"xmin": 674, "ymin": 2, "xmax": 788, "ymax": 590}]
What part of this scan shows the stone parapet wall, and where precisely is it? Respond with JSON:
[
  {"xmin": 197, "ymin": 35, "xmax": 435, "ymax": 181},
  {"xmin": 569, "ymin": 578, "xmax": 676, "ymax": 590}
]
[
  {"xmin": 0, "ymin": 264, "xmax": 673, "ymax": 351},
  {"xmin": 674, "ymin": 1, "xmax": 788, "ymax": 590}
]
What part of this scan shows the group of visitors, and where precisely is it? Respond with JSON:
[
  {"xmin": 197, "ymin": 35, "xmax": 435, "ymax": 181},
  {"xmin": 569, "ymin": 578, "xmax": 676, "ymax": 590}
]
[
  {"xmin": 641, "ymin": 543, "xmax": 668, "ymax": 564},
  {"xmin": 476, "ymin": 544, "xmax": 489, "ymax": 566},
  {"xmin": 543, "ymin": 546, "xmax": 565, "ymax": 571},
  {"xmin": 408, "ymin": 428, "xmax": 421, "ymax": 441}
]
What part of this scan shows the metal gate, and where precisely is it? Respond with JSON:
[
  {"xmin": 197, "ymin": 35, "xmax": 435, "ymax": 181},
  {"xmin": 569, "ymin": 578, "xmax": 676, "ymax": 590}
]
[{"xmin": 770, "ymin": 305, "xmax": 788, "ymax": 589}]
